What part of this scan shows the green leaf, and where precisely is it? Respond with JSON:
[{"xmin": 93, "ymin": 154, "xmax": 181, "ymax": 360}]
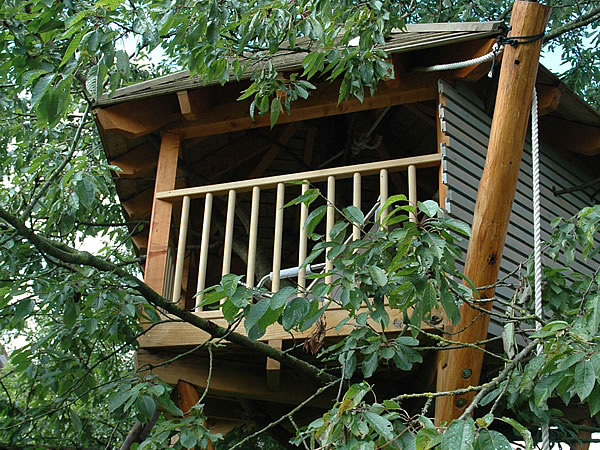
[
  {"xmin": 499, "ymin": 417, "xmax": 533, "ymax": 450},
  {"xmin": 362, "ymin": 352, "xmax": 378, "ymax": 378},
  {"xmin": 244, "ymin": 298, "xmax": 270, "ymax": 334},
  {"xmin": 575, "ymin": 359, "xmax": 595, "ymax": 401},
  {"xmin": 531, "ymin": 320, "xmax": 569, "ymax": 338},
  {"xmin": 443, "ymin": 218, "xmax": 471, "ymax": 237},
  {"xmin": 363, "ymin": 411, "xmax": 394, "ymax": 441},
  {"xmin": 474, "ymin": 430, "xmax": 512, "ymax": 450},
  {"xmin": 343, "ymin": 205, "xmax": 365, "ymax": 225},
  {"xmin": 475, "ymin": 413, "xmax": 494, "ymax": 429},
  {"xmin": 135, "ymin": 395, "xmax": 156, "ymax": 421},
  {"xmin": 441, "ymin": 418, "xmax": 475, "ymax": 450},
  {"xmin": 439, "ymin": 287, "xmax": 460, "ymax": 325},
  {"xmin": 63, "ymin": 298, "xmax": 78, "ymax": 328},
  {"xmin": 282, "ymin": 297, "xmax": 310, "ymax": 330},
  {"xmin": 271, "ymin": 287, "xmax": 296, "ymax": 309},
  {"xmin": 416, "ymin": 427, "xmax": 440, "ymax": 450},
  {"xmin": 270, "ymin": 97, "xmax": 282, "ymax": 128},
  {"xmin": 339, "ymin": 382, "xmax": 370, "ymax": 415},
  {"xmin": 31, "ymin": 73, "xmax": 55, "ymax": 106},
  {"xmin": 418, "ymin": 200, "xmax": 440, "ymax": 218},
  {"xmin": 15, "ymin": 298, "xmax": 34, "ymax": 322},
  {"xmin": 377, "ymin": 194, "xmax": 408, "ymax": 221},
  {"xmin": 368, "ymin": 266, "xmax": 387, "ymax": 286},
  {"xmin": 115, "ymin": 49, "xmax": 129, "ymax": 75},
  {"xmin": 108, "ymin": 390, "xmax": 131, "ymax": 413},
  {"xmin": 588, "ymin": 384, "xmax": 600, "ymax": 417},
  {"xmin": 304, "ymin": 205, "xmax": 327, "ymax": 237},
  {"xmin": 157, "ymin": 392, "xmax": 183, "ymax": 417},
  {"xmin": 179, "ymin": 429, "xmax": 197, "ymax": 449},
  {"xmin": 59, "ymin": 32, "xmax": 85, "ymax": 68}
]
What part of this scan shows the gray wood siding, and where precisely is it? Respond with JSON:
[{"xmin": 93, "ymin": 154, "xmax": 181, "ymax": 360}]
[{"xmin": 438, "ymin": 80, "xmax": 598, "ymax": 336}]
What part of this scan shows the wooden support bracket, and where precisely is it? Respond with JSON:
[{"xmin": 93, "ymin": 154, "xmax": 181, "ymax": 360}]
[
  {"xmin": 266, "ymin": 339, "xmax": 282, "ymax": 391},
  {"xmin": 95, "ymin": 95, "xmax": 181, "ymax": 139},
  {"xmin": 536, "ymin": 85, "xmax": 562, "ymax": 116}
]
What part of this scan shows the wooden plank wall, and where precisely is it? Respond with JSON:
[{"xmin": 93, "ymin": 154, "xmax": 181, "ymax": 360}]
[{"xmin": 439, "ymin": 80, "xmax": 599, "ymax": 336}]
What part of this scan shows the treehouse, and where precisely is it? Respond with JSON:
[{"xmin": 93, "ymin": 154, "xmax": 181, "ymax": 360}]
[{"xmin": 93, "ymin": 13, "xmax": 600, "ymax": 439}]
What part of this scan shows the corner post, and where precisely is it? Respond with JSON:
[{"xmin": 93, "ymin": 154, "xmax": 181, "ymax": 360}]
[
  {"xmin": 435, "ymin": 1, "xmax": 551, "ymax": 424},
  {"xmin": 144, "ymin": 132, "xmax": 181, "ymax": 295}
]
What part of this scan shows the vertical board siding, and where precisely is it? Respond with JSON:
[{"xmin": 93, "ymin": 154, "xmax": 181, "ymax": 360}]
[{"xmin": 439, "ymin": 80, "xmax": 599, "ymax": 336}]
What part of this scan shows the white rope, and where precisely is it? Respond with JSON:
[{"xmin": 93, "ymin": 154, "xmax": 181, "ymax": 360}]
[
  {"xmin": 414, "ymin": 43, "xmax": 503, "ymax": 76},
  {"xmin": 531, "ymin": 88, "xmax": 550, "ymax": 450}
]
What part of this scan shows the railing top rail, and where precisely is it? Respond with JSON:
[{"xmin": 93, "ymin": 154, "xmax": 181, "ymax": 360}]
[{"xmin": 156, "ymin": 153, "xmax": 441, "ymax": 201}]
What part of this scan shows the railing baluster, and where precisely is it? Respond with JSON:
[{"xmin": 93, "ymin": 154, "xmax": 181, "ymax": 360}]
[
  {"xmin": 222, "ymin": 189, "xmax": 236, "ymax": 276},
  {"xmin": 195, "ymin": 193, "xmax": 213, "ymax": 308},
  {"xmin": 353, "ymin": 172, "xmax": 361, "ymax": 241},
  {"xmin": 268, "ymin": 183, "xmax": 285, "ymax": 383},
  {"xmin": 408, "ymin": 164, "xmax": 417, "ymax": 222},
  {"xmin": 326, "ymin": 176, "xmax": 335, "ymax": 285},
  {"xmin": 246, "ymin": 187, "xmax": 260, "ymax": 288},
  {"xmin": 172, "ymin": 195, "xmax": 191, "ymax": 306},
  {"xmin": 298, "ymin": 183, "xmax": 308, "ymax": 295},
  {"xmin": 379, "ymin": 169, "xmax": 388, "ymax": 228},
  {"xmin": 272, "ymin": 183, "xmax": 285, "ymax": 292}
]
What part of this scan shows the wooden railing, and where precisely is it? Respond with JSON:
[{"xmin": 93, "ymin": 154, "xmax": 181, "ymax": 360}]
[{"xmin": 157, "ymin": 153, "xmax": 441, "ymax": 309}]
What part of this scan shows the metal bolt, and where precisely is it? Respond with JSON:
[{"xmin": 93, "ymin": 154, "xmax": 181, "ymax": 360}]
[
  {"xmin": 461, "ymin": 368, "xmax": 472, "ymax": 379},
  {"xmin": 455, "ymin": 398, "xmax": 467, "ymax": 408}
]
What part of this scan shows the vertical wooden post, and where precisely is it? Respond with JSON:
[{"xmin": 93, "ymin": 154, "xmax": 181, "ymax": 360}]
[
  {"xmin": 175, "ymin": 380, "xmax": 215, "ymax": 450},
  {"xmin": 144, "ymin": 132, "xmax": 180, "ymax": 295},
  {"xmin": 435, "ymin": 1, "xmax": 551, "ymax": 424}
]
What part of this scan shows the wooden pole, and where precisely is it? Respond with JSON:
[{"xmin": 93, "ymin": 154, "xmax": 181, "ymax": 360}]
[
  {"xmin": 175, "ymin": 380, "xmax": 215, "ymax": 450},
  {"xmin": 435, "ymin": 0, "xmax": 551, "ymax": 424}
]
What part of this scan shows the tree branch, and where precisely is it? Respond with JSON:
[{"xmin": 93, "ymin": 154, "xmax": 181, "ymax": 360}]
[
  {"xmin": 545, "ymin": 6, "xmax": 600, "ymax": 42},
  {"xmin": 0, "ymin": 205, "xmax": 336, "ymax": 385}
]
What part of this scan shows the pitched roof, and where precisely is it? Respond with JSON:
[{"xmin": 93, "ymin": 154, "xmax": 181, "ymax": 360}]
[{"xmin": 97, "ymin": 21, "xmax": 506, "ymax": 106}]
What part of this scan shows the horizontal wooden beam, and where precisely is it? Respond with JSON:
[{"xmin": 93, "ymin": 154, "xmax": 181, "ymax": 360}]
[
  {"xmin": 138, "ymin": 303, "xmax": 432, "ymax": 349},
  {"xmin": 95, "ymin": 95, "xmax": 181, "ymax": 139},
  {"xmin": 110, "ymin": 143, "xmax": 159, "ymax": 177},
  {"xmin": 156, "ymin": 153, "xmax": 441, "ymax": 201},
  {"xmin": 168, "ymin": 74, "xmax": 438, "ymax": 139},
  {"xmin": 540, "ymin": 116, "xmax": 600, "ymax": 156},
  {"xmin": 136, "ymin": 349, "xmax": 331, "ymax": 407}
]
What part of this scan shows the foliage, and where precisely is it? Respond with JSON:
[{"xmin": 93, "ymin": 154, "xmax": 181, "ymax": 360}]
[{"xmin": 0, "ymin": 0, "xmax": 599, "ymax": 448}]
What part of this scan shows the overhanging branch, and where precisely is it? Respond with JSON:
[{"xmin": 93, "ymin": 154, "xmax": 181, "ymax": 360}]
[{"xmin": 0, "ymin": 206, "xmax": 336, "ymax": 385}]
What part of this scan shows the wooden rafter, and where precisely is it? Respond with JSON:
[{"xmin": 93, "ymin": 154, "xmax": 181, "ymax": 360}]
[
  {"xmin": 540, "ymin": 116, "xmax": 600, "ymax": 156},
  {"xmin": 110, "ymin": 143, "xmax": 158, "ymax": 177},
  {"xmin": 137, "ymin": 349, "xmax": 329, "ymax": 407}
]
